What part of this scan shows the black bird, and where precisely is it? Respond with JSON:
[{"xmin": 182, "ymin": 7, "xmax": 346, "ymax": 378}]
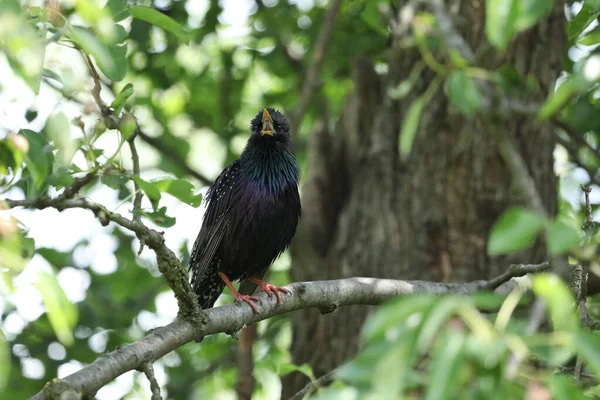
[{"xmin": 189, "ymin": 108, "xmax": 301, "ymax": 312}]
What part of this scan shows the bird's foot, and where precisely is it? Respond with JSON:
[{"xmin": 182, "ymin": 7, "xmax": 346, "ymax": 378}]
[
  {"xmin": 218, "ymin": 272, "xmax": 261, "ymax": 313},
  {"xmin": 250, "ymin": 277, "xmax": 290, "ymax": 305},
  {"xmin": 233, "ymin": 293, "xmax": 260, "ymax": 313}
]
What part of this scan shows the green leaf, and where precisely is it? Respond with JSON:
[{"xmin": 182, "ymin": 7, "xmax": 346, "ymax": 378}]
[
  {"xmin": 69, "ymin": 26, "xmax": 127, "ymax": 81},
  {"xmin": 388, "ymin": 63, "xmax": 424, "ymax": 100},
  {"xmin": 0, "ymin": 230, "xmax": 34, "ymax": 273},
  {"xmin": 515, "ymin": 0, "xmax": 555, "ymax": 31},
  {"xmin": 20, "ymin": 129, "xmax": 53, "ymax": 190},
  {"xmin": 101, "ymin": 171, "xmax": 128, "ymax": 189},
  {"xmin": 130, "ymin": 176, "xmax": 161, "ymax": 210},
  {"xmin": 41, "ymin": 68, "xmax": 63, "ymax": 84},
  {"xmin": 425, "ymin": 331, "xmax": 465, "ymax": 400},
  {"xmin": 48, "ymin": 171, "xmax": 75, "ymax": 190},
  {"xmin": 486, "ymin": 0, "xmax": 554, "ymax": 51},
  {"xmin": 487, "ymin": 207, "xmax": 544, "ymax": 256},
  {"xmin": 105, "ymin": 0, "xmax": 128, "ymax": 21},
  {"xmin": 140, "ymin": 207, "xmax": 176, "ymax": 228},
  {"xmin": 360, "ymin": 1, "xmax": 389, "ymax": 37},
  {"xmin": 0, "ymin": 7, "xmax": 46, "ymax": 93},
  {"xmin": 416, "ymin": 297, "xmax": 467, "ymax": 352},
  {"xmin": 45, "ymin": 112, "xmax": 78, "ymax": 168},
  {"xmin": 75, "ymin": 0, "xmax": 110, "ymax": 27},
  {"xmin": 107, "ymin": 42, "xmax": 128, "ymax": 82},
  {"xmin": 447, "ymin": 70, "xmax": 482, "ymax": 116},
  {"xmin": 574, "ymin": 331, "xmax": 600, "ymax": 377},
  {"xmin": 0, "ymin": 330, "xmax": 8, "ymax": 392},
  {"xmin": 485, "ymin": 0, "xmax": 519, "ymax": 50},
  {"xmin": 568, "ymin": 2, "xmax": 600, "ymax": 40},
  {"xmin": 128, "ymin": 6, "xmax": 190, "ymax": 42},
  {"xmin": 361, "ymin": 295, "xmax": 438, "ymax": 342},
  {"xmin": 547, "ymin": 219, "xmax": 580, "ymax": 256},
  {"xmin": 278, "ymin": 363, "xmax": 315, "ymax": 380},
  {"xmin": 152, "ymin": 178, "xmax": 203, "ymax": 207},
  {"xmin": 539, "ymin": 75, "xmax": 588, "ymax": 119},
  {"xmin": 119, "ymin": 113, "xmax": 137, "ymax": 140},
  {"xmin": 0, "ymin": 134, "xmax": 26, "ymax": 175},
  {"xmin": 25, "ymin": 109, "xmax": 38, "ymax": 122},
  {"xmin": 548, "ymin": 375, "xmax": 589, "ymax": 400},
  {"xmin": 577, "ymin": 25, "xmax": 600, "ymax": 45},
  {"xmin": 110, "ymin": 83, "xmax": 134, "ymax": 116},
  {"xmin": 399, "ymin": 96, "xmax": 426, "ymax": 160},
  {"xmin": 532, "ymin": 274, "xmax": 578, "ymax": 331},
  {"xmin": 35, "ymin": 271, "xmax": 78, "ymax": 346}
]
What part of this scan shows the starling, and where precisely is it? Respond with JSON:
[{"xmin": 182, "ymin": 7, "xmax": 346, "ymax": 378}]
[{"xmin": 189, "ymin": 108, "xmax": 301, "ymax": 313}]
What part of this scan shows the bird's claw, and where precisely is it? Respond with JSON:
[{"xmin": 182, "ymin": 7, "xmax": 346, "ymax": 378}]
[
  {"xmin": 233, "ymin": 294, "xmax": 260, "ymax": 313},
  {"xmin": 259, "ymin": 283, "xmax": 290, "ymax": 305}
]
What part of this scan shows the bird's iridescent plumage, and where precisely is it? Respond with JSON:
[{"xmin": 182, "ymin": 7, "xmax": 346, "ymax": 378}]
[{"xmin": 189, "ymin": 108, "xmax": 301, "ymax": 310}]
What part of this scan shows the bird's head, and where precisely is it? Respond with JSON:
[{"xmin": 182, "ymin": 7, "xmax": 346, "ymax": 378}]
[{"xmin": 250, "ymin": 108, "xmax": 290, "ymax": 141}]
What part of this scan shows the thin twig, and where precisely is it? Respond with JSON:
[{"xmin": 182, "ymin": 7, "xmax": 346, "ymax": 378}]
[
  {"xmin": 127, "ymin": 133, "xmax": 145, "ymax": 253},
  {"xmin": 573, "ymin": 187, "xmax": 600, "ymax": 331},
  {"xmin": 140, "ymin": 363, "xmax": 162, "ymax": 400},
  {"xmin": 484, "ymin": 262, "xmax": 552, "ymax": 290},
  {"xmin": 84, "ymin": 54, "xmax": 110, "ymax": 116},
  {"xmin": 135, "ymin": 130, "xmax": 211, "ymax": 185},
  {"xmin": 572, "ymin": 186, "xmax": 600, "ymax": 379},
  {"xmin": 58, "ymin": 170, "xmax": 98, "ymax": 200},
  {"xmin": 582, "ymin": 185, "xmax": 594, "ymax": 234},
  {"xmin": 557, "ymin": 366, "xmax": 596, "ymax": 380},
  {"xmin": 290, "ymin": 0, "xmax": 342, "ymax": 140},
  {"xmin": 287, "ymin": 370, "xmax": 336, "ymax": 400}
]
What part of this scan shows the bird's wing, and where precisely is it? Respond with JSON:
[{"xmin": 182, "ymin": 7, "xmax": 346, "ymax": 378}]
[{"xmin": 189, "ymin": 160, "xmax": 241, "ymax": 289}]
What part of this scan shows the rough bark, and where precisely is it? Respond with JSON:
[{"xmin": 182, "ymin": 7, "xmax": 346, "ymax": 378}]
[{"xmin": 284, "ymin": 1, "xmax": 565, "ymax": 395}]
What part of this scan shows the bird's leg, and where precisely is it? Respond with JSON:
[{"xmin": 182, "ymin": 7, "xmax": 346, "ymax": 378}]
[
  {"xmin": 249, "ymin": 276, "xmax": 290, "ymax": 305},
  {"xmin": 218, "ymin": 272, "xmax": 260, "ymax": 313}
]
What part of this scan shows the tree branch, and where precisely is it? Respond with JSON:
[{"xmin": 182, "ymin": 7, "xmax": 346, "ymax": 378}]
[
  {"xmin": 287, "ymin": 370, "xmax": 335, "ymax": 400},
  {"xmin": 127, "ymin": 132, "xmax": 145, "ymax": 253},
  {"xmin": 140, "ymin": 363, "xmax": 162, "ymax": 400},
  {"xmin": 290, "ymin": 0, "xmax": 342, "ymax": 140},
  {"xmin": 5, "ymin": 196, "xmax": 202, "ymax": 323},
  {"xmin": 128, "ymin": 137, "xmax": 143, "ymax": 225},
  {"xmin": 29, "ymin": 264, "xmax": 550, "ymax": 400}
]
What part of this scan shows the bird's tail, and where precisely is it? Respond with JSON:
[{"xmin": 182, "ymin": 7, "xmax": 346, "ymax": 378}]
[
  {"xmin": 193, "ymin": 273, "xmax": 225, "ymax": 343},
  {"xmin": 194, "ymin": 272, "xmax": 225, "ymax": 310}
]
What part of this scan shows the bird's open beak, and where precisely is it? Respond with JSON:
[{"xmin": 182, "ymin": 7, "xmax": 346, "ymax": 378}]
[{"xmin": 262, "ymin": 109, "xmax": 274, "ymax": 136}]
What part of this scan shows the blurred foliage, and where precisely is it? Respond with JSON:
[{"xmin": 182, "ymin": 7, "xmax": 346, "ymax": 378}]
[{"xmin": 0, "ymin": 0, "xmax": 600, "ymax": 399}]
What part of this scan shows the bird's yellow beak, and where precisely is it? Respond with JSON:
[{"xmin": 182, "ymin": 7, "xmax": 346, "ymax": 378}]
[{"xmin": 262, "ymin": 109, "xmax": 273, "ymax": 136}]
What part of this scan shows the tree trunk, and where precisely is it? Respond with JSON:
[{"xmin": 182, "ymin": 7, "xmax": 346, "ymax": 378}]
[{"xmin": 283, "ymin": 1, "xmax": 565, "ymax": 396}]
